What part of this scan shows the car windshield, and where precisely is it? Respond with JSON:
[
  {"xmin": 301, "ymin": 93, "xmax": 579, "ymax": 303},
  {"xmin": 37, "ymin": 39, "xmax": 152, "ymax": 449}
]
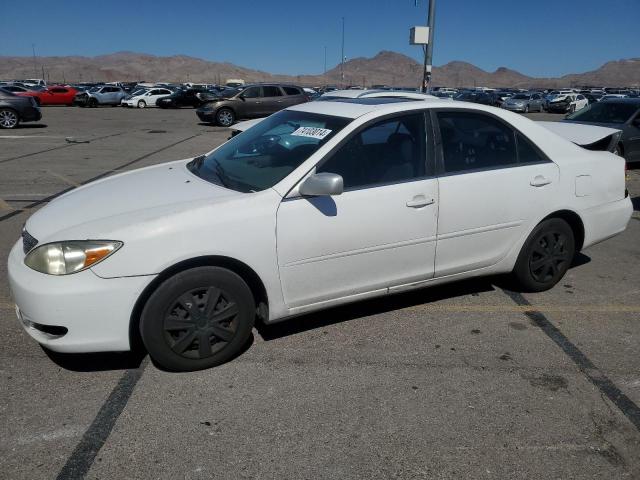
[
  {"xmin": 566, "ymin": 102, "xmax": 639, "ymax": 124},
  {"xmin": 512, "ymin": 94, "xmax": 529, "ymax": 99},
  {"xmin": 131, "ymin": 89, "xmax": 147, "ymax": 96},
  {"xmin": 187, "ymin": 110, "xmax": 350, "ymax": 193},
  {"xmin": 88, "ymin": 87, "xmax": 101, "ymax": 93}
]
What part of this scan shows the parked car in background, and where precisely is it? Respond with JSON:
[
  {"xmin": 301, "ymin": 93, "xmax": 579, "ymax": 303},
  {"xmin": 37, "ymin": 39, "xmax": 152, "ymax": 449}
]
[
  {"xmin": 502, "ymin": 92, "xmax": 545, "ymax": 113},
  {"xmin": 583, "ymin": 93, "xmax": 603, "ymax": 104},
  {"xmin": 75, "ymin": 85, "xmax": 127, "ymax": 107},
  {"xmin": 453, "ymin": 91, "xmax": 495, "ymax": 106},
  {"xmin": 493, "ymin": 91, "xmax": 514, "ymax": 107},
  {"xmin": 0, "ymin": 88, "xmax": 42, "ymax": 128},
  {"xmin": 17, "ymin": 85, "xmax": 78, "ymax": 106},
  {"xmin": 1, "ymin": 85, "xmax": 42, "ymax": 94},
  {"xmin": 156, "ymin": 88, "xmax": 211, "ymax": 108},
  {"xmin": 122, "ymin": 87, "xmax": 173, "ymax": 108},
  {"xmin": 547, "ymin": 93, "xmax": 589, "ymax": 113},
  {"xmin": 564, "ymin": 98, "xmax": 640, "ymax": 162},
  {"xmin": 196, "ymin": 84, "xmax": 309, "ymax": 126}
]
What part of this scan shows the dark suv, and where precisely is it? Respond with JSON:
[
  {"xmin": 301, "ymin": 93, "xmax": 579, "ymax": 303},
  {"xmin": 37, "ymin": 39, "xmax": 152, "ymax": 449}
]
[
  {"xmin": 0, "ymin": 88, "xmax": 42, "ymax": 129},
  {"xmin": 196, "ymin": 84, "xmax": 309, "ymax": 126}
]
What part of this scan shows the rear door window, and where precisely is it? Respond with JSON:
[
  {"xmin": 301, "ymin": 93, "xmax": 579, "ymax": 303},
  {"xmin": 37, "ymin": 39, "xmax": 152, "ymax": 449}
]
[
  {"xmin": 263, "ymin": 86, "xmax": 283, "ymax": 97},
  {"xmin": 436, "ymin": 111, "xmax": 517, "ymax": 174},
  {"xmin": 283, "ymin": 86, "xmax": 302, "ymax": 95}
]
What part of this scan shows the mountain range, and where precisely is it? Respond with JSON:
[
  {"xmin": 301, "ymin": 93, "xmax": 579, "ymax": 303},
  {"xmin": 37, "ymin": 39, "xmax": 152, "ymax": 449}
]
[{"xmin": 1, "ymin": 51, "xmax": 638, "ymax": 88}]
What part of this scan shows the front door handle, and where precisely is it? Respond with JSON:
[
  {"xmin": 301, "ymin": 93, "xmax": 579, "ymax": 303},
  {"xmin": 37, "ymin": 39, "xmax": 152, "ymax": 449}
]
[
  {"xmin": 406, "ymin": 195, "xmax": 435, "ymax": 208},
  {"xmin": 530, "ymin": 175, "xmax": 552, "ymax": 187}
]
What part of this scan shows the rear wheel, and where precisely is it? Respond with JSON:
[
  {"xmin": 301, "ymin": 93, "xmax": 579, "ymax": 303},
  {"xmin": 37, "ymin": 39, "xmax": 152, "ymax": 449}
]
[
  {"xmin": 0, "ymin": 108, "xmax": 19, "ymax": 129},
  {"xmin": 140, "ymin": 267, "xmax": 255, "ymax": 371},
  {"xmin": 511, "ymin": 218, "xmax": 575, "ymax": 292},
  {"xmin": 216, "ymin": 108, "xmax": 235, "ymax": 127}
]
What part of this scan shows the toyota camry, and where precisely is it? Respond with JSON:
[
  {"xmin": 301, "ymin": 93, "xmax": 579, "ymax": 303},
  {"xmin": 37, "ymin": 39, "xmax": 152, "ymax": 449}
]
[{"xmin": 8, "ymin": 94, "xmax": 633, "ymax": 371}]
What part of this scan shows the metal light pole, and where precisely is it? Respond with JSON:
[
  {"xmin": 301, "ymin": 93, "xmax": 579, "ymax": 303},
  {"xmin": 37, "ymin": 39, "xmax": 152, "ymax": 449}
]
[
  {"xmin": 421, "ymin": 0, "xmax": 436, "ymax": 93},
  {"xmin": 31, "ymin": 44, "xmax": 38, "ymax": 78},
  {"xmin": 340, "ymin": 17, "xmax": 345, "ymax": 86},
  {"xmin": 324, "ymin": 46, "xmax": 327, "ymax": 75}
]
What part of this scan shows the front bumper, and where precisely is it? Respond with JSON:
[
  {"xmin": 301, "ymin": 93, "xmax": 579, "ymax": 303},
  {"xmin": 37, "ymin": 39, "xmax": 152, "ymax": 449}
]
[
  {"xmin": 196, "ymin": 109, "xmax": 215, "ymax": 122},
  {"xmin": 503, "ymin": 104, "xmax": 526, "ymax": 112},
  {"xmin": 547, "ymin": 103, "xmax": 569, "ymax": 113},
  {"xmin": 8, "ymin": 241, "xmax": 156, "ymax": 353}
]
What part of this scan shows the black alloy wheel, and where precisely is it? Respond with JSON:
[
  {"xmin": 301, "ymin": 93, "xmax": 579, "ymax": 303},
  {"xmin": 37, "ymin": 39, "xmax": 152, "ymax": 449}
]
[
  {"xmin": 512, "ymin": 218, "xmax": 575, "ymax": 292},
  {"xmin": 163, "ymin": 286, "xmax": 238, "ymax": 359},
  {"xmin": 140, "ymin": 267, "xmax": 255, "ymax": 371}
]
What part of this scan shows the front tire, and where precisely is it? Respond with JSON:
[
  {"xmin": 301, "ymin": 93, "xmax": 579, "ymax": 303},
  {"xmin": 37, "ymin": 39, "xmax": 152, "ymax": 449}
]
[
  {"xmin": 216, "ymin": 108, "xmax": 235, "ymax": 127},
  {"xmin": 138, "ymin": 100, "xmax": 146, "ymax": 109},
  {"xmin": 140, "ymin": 267, "xmax": 255, "ymax": 371},
  {"xmin": 511, "ymin": 218, "xmax": 575, "ymax": 292},
  {"xmin": 88, "ymin": 98, "xmax": 98, "ymax": 108},
  {"xmin": 0, "ymin": 108, "xmax": 19, "ymax": 129}
]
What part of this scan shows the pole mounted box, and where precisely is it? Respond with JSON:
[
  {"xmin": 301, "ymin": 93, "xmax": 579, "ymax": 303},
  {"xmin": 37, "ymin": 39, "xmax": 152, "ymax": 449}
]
[{"xmin": 409, "ymin": 26, "xmax": 429, "ymax": 45}]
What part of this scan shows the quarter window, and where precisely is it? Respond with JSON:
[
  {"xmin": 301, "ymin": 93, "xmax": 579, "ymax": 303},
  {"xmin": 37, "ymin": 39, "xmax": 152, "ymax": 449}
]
[
  {"xmin": 283, "ymin": 86, "xmax": 301, "ymax": 95},
  {"xmin": 318, "ymin": 113, "xmax": 427, "ymax": 189},
  {"xmin": 437, "ymin": 111, "xmax": 517, "ymax": 173},
  {"xmin": 516, "ymin": 132, "xmax": 547, "ymax": 164}
]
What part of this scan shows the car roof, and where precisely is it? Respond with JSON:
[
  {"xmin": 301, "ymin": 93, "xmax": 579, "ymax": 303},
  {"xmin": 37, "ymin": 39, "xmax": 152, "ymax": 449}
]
[{"xmin": 288, "ymin": 97, "xmax": 488, "ymax": 119}]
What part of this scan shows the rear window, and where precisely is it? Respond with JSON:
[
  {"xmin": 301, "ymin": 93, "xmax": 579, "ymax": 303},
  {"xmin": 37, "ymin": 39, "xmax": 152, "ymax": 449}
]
[
  {"xmin": 283, "ymin": 86, "xmax": 302, "ymax": 95},
  {"xmin": 263, "ymin": 86, "xmax": 282, "ymax": 97}
]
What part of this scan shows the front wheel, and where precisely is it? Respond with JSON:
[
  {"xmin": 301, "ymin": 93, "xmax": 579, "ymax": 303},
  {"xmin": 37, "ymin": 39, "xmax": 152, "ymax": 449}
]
[
  {"xmin": 88, "ymin": 98, "xmax": 98, "ymax": 108},
  {"xmin": 511, "ymin": 218, "xmax": 575, "ymax": 292},
  {"xmin": 0, "ymin": 108, "xmax": 19, "ymax": 129},
  {"xmin": 216, "ymin": 108, "xmax": 235, "ymax": 127},
  {"xmin": 138, "ymin": 100, "xmax": 146, "ymax": 109},
  {"xmin": 140, "ymin": 267, "xmax": 255, "ymax": 371}
]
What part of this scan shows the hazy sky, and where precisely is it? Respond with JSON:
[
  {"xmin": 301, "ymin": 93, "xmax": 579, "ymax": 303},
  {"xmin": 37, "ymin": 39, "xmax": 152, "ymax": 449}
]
[{"xmin": 1, "ymin": 0, "xmax": 638, "ymax": 77}]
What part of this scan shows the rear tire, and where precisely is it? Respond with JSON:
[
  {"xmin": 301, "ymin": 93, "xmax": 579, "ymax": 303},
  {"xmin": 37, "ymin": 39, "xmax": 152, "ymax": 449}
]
[
  {"xmin": 0, "ymin": 108, "xmax": 19, "ymax": 129},
  {"xmin": 140, "ymin": 267, "xmax": 255, "ymax": 371},
  {"xmin": 511, "ymin": 218, "xmax": 575, "ymax": 292}
]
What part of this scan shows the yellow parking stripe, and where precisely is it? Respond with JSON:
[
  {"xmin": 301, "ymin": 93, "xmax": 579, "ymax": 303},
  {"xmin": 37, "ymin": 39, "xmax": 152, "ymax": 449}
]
[
  {"xmin": 0, "ymin": 198, "xmax": 12, "ymax": 211},
  {"xmin": 48, "ymin": 171, "xmax": 81, "ymax": 187}
]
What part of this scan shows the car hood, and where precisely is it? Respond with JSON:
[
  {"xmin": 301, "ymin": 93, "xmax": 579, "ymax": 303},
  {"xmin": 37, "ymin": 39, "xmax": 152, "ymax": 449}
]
[{"xmin": 24, "ymin": 159, "xmax": 242, "ymax": 242}]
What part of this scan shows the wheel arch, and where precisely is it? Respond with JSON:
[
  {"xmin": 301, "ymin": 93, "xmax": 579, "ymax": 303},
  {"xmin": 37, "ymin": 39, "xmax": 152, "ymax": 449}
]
[
  {"xmin": 541, "ymin": 209, "xmax": 585, "ymax": 251},
  {"xmin": 129, "ymin": 255, "xmax": 268, "ymax": 351}
]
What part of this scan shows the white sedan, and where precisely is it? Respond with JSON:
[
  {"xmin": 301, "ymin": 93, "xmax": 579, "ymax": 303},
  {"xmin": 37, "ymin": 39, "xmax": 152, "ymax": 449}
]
[
  {"xmin": 122, "ymin": 87, "xmax": 173, "ymax": 108},
  {"xmin": 8, "ymin": 95, "xmax": 633, "ymax": 371}
]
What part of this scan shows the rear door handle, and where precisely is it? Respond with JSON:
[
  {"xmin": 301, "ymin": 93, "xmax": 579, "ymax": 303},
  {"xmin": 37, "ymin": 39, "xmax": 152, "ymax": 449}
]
[
  {"xmin": 406, "ymin": 195, "xmax": 435, "ymax": 208},
  {"xmin": 530, "ymin": 175, "xmax": 552, "ymax": 187}
]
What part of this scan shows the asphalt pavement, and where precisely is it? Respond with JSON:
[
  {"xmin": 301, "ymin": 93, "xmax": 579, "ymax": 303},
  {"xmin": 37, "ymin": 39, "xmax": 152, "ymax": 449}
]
[{"xmin": 1, "ymin": 107, "xmax": 639, "ymax": 479}]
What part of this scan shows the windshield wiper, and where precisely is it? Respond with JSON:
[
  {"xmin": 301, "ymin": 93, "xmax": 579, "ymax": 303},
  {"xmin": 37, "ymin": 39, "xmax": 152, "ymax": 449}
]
[{"xmin": 210, "ymin": 157, "xmax": 232, "ymax": 189}]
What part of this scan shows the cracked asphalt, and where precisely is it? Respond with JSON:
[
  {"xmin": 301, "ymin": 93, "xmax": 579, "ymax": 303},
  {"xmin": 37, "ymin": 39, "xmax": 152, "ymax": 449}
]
[{"xmin": 1, "ymin": 107, "xmax": 639, "ymax": 479}]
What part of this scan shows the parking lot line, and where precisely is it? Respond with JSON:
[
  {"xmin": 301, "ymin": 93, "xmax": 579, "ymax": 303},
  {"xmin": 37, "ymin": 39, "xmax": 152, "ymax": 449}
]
[
  {"xmin": 48, "ymin": 170, "xmax": 81, "ymax": 187},
  {"xmin": 0, "ymin": 197, "xmax": 12, "ymax": 211},
  {"xmin": 504, "ymin": 289, "xmax": 640, "ymax": 433}
]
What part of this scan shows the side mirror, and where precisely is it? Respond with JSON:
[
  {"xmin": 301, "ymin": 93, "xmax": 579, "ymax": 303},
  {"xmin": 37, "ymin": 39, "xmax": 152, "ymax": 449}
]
[{"xmin": 299, "ymin": 172, "xmax": 343, "ymax": 197}]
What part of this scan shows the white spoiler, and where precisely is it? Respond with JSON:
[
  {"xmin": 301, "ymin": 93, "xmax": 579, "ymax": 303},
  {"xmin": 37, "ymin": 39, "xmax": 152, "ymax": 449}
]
[{"xmin": 536, "ymin": 121, "xmax": 621, "ymax": 147}]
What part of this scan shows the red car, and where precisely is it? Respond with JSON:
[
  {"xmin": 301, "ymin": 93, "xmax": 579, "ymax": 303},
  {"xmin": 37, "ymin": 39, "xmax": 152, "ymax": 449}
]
[{"xmin": 17, "ymin": 85, "xmax": 78, "ymax": 106}]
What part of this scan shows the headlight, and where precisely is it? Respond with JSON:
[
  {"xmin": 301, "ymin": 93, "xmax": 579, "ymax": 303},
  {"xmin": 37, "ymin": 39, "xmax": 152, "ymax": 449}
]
[{"xmin": 24, "ymin": 240, "xmax": 123, "ymax": 275}]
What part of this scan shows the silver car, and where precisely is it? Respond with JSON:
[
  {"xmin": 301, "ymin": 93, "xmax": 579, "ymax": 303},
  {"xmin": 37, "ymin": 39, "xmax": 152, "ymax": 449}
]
[
  {"xmin": 75, "ymin": 86, "xmax": 127, "ymax": 107},
  {"xmin": 502, "ymin": 93, "xmax": 545, "ymax": 113}
]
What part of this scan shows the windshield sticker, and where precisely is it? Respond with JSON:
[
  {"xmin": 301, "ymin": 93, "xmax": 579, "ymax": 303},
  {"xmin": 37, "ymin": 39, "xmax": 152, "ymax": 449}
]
[{"xmin": 291, "ymin": 127, "xmax": 332, "ymax": 140}]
